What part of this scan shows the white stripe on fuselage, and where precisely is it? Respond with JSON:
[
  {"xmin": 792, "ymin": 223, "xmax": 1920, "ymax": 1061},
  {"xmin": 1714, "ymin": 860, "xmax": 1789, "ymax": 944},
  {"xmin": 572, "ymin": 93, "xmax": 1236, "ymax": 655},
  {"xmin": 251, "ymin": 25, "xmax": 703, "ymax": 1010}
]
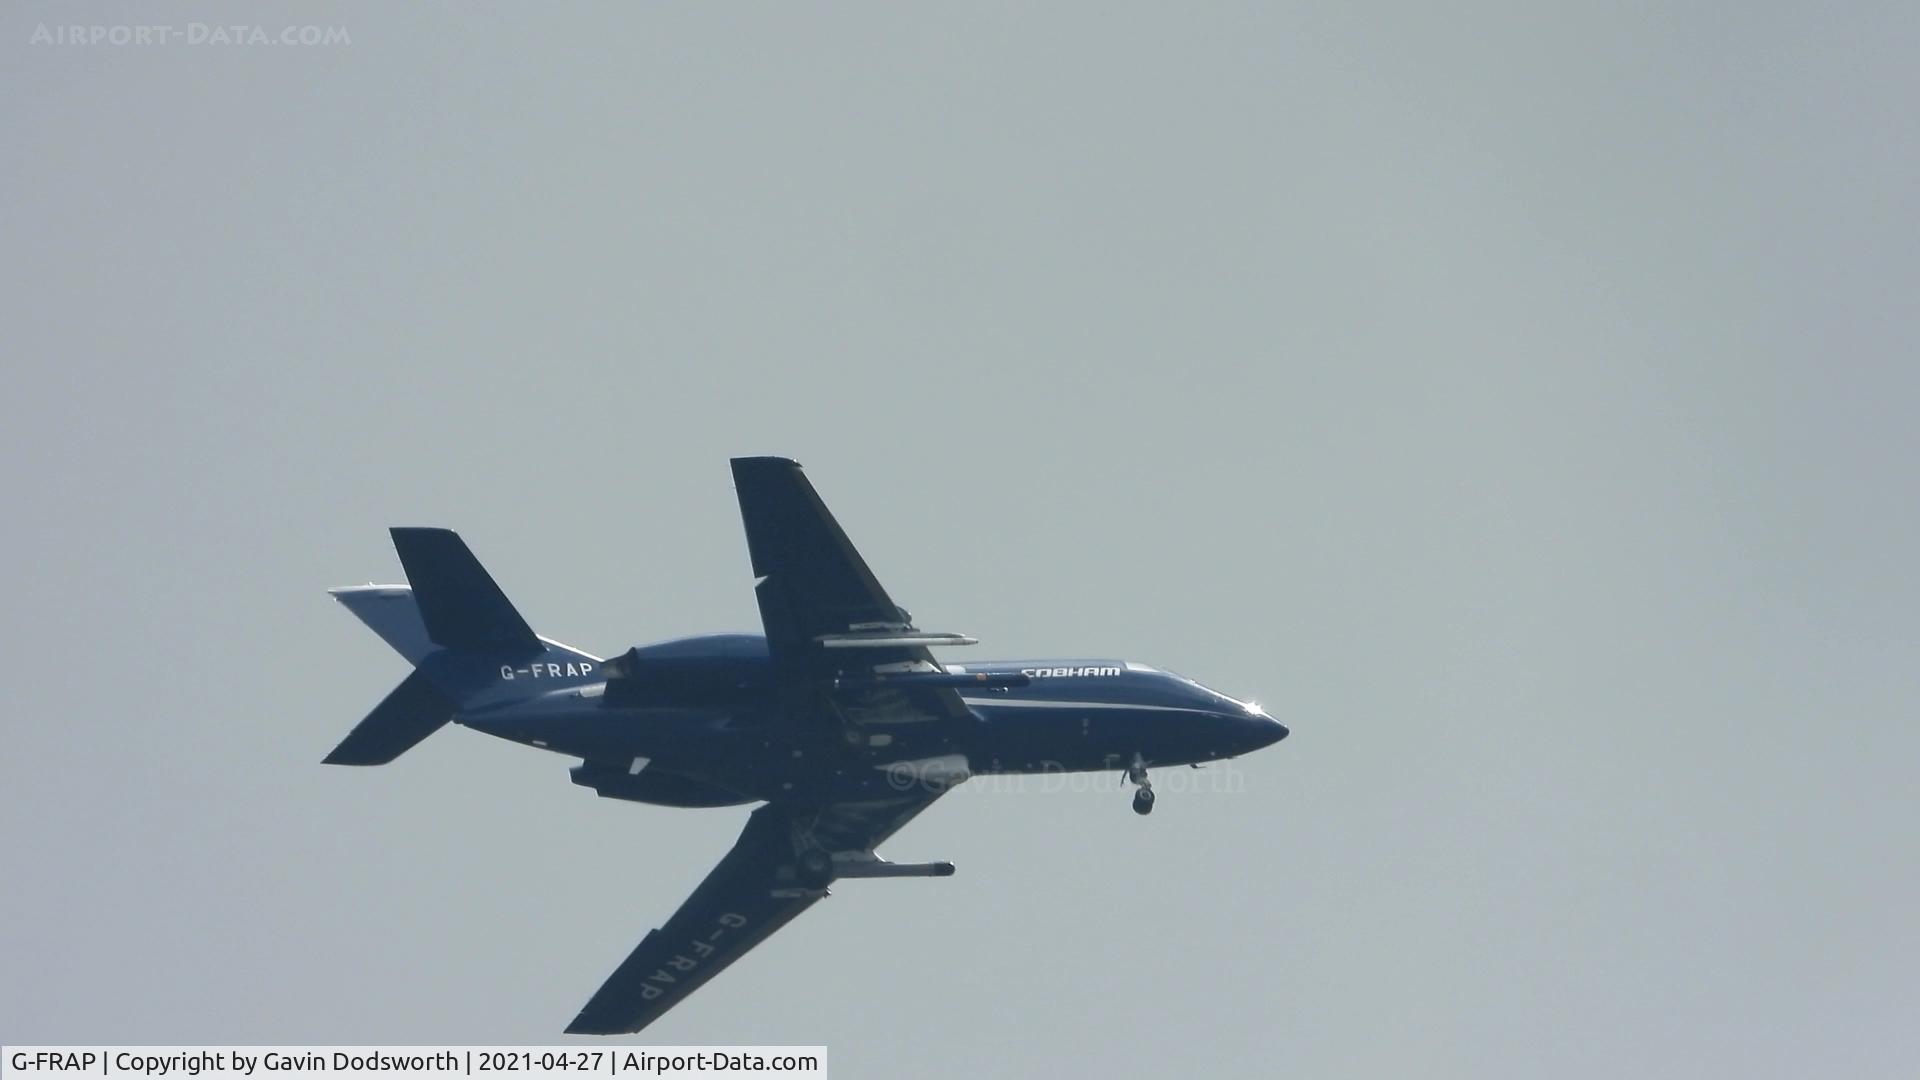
[{"xmin": 959, "ymin": 697, "xmax": 1206, "ymax": 712}]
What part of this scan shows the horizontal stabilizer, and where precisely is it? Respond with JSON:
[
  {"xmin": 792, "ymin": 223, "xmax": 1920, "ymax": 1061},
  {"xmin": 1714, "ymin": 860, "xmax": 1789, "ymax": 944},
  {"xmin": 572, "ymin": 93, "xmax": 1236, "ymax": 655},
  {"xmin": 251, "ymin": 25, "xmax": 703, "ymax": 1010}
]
[
  {"xmin": 329, "ymin": 585, "xmax": 438, "ymax": 664},
  {"xmin": 390, "ymin": 527, "xmax": 540, "ymax": 650},
  {"xmin": 323, "ymin": 668, "xmax": 456, "ymax": 765}
]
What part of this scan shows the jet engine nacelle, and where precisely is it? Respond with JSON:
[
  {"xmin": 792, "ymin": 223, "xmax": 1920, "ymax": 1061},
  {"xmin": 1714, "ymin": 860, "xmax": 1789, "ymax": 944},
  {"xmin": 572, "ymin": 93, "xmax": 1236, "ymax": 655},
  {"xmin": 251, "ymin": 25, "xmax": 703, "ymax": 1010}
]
[{"xmin": 600, "ymin": 642, "xmax": 771, "ymax": 709}]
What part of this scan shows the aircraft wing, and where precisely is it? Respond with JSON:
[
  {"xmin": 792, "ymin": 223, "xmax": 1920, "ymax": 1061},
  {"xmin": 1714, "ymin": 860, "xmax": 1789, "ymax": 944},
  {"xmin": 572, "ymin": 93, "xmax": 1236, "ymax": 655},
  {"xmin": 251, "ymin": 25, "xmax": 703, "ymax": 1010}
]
[
  {"xmin": 566, "ymin": 787, "xmax": 952, "ymax": 1035},
  {"xmin": 730, "ymin": 457, "xmax": 974, "ymax": 733}
]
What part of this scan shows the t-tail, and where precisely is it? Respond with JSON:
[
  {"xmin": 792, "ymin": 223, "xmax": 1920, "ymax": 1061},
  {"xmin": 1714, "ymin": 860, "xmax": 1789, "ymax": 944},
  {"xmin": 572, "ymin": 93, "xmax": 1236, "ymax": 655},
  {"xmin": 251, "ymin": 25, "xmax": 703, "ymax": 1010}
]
[{"xmin": 325, "ymin": 527, "xmax": 600, "ymax": 765}]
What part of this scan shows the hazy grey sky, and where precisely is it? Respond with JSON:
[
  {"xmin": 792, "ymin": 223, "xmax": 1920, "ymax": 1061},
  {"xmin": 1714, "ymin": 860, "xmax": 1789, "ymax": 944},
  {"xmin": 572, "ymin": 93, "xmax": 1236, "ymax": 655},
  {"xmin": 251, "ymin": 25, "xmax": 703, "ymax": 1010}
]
[{"xmin": 4, "ymin": 4, "xmax": 1916, "ymax": 1077}]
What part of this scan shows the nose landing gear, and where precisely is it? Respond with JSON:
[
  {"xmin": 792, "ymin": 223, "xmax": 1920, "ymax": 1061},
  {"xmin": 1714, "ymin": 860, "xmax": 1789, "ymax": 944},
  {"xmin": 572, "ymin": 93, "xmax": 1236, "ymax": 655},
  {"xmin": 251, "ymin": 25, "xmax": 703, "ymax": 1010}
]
[{"xmin": 1126, "ymin": 755, "xmax": 1155, "ymax": 815}]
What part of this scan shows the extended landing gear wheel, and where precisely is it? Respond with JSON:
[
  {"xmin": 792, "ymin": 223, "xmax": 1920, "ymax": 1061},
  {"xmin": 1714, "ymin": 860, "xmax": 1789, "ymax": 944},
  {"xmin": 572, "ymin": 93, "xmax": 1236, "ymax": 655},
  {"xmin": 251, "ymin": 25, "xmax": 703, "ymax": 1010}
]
[
  {"xmin": 798, "ymin": 850, "xmax": 834, "ymax": 889},
  {"xmin": 1125, "ymin": 753, "xmax": 1155, "ymax": 815}
]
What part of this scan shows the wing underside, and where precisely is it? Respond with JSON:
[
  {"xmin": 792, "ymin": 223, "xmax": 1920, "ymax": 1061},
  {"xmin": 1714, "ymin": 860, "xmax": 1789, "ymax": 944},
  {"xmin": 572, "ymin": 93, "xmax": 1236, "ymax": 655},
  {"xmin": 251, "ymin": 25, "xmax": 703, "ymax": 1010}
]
[
  {"xmin": 566, "ymin": 789, "xmax": 950, "ymax": 1035},
  {"xmin": 567, "ymin": 459, "xmax": 972, "ymax": 1036}
]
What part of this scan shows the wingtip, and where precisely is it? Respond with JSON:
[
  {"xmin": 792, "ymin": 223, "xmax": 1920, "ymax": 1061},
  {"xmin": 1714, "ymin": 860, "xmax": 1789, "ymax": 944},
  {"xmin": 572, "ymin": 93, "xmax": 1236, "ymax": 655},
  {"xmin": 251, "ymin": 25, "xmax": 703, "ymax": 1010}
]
[
  {"xmin": 323, "ymin": 743, "xmax": 384, "ymax": 766},
  {"xmin": 389, "ymin": 525, "xmax": 457, "ymax": 541},
  {"xmin": 729, "ymin": 455, "xmax": 802, "ymax": 471}
]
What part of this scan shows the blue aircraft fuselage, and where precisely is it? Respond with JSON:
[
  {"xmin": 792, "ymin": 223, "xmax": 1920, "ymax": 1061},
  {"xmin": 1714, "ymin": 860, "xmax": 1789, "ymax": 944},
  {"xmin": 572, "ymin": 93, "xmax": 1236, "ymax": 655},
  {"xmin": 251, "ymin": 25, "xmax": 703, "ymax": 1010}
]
[{"xmin": 450, "ymin": 634, "xmax": 1287, "ymax": 808}]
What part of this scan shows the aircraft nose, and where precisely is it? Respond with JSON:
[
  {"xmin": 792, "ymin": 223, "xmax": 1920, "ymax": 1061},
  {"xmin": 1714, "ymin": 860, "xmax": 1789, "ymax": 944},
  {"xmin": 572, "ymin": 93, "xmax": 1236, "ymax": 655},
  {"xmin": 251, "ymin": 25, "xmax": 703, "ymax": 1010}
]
[
  {"xmin": 1230, "ymin": 710, "xmax": 1287, "ymax": 752},
  {"xmin": 1254, "ymin": 715, "xmax": 1288, "ymax": 748}
]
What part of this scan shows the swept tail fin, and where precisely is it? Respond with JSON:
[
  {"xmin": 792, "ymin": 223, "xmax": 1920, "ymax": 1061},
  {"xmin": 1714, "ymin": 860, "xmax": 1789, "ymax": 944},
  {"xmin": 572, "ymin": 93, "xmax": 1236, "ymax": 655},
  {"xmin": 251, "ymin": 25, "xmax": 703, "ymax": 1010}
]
[
  {"xmin": 389, "ymin": 527, "xmax": 540, "ymax": 650},
  {"xmin": 326, "ymin": 527, "xmax": 566, "ymax": 766}
]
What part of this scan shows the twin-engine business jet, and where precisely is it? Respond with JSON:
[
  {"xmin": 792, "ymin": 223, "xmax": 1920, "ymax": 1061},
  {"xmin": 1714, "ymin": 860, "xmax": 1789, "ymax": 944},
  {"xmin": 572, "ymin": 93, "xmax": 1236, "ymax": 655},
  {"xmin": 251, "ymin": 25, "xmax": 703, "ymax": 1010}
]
[{"xmin": 326, "ymin": 457, "xmax": 1289, "ymax": 1035}]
